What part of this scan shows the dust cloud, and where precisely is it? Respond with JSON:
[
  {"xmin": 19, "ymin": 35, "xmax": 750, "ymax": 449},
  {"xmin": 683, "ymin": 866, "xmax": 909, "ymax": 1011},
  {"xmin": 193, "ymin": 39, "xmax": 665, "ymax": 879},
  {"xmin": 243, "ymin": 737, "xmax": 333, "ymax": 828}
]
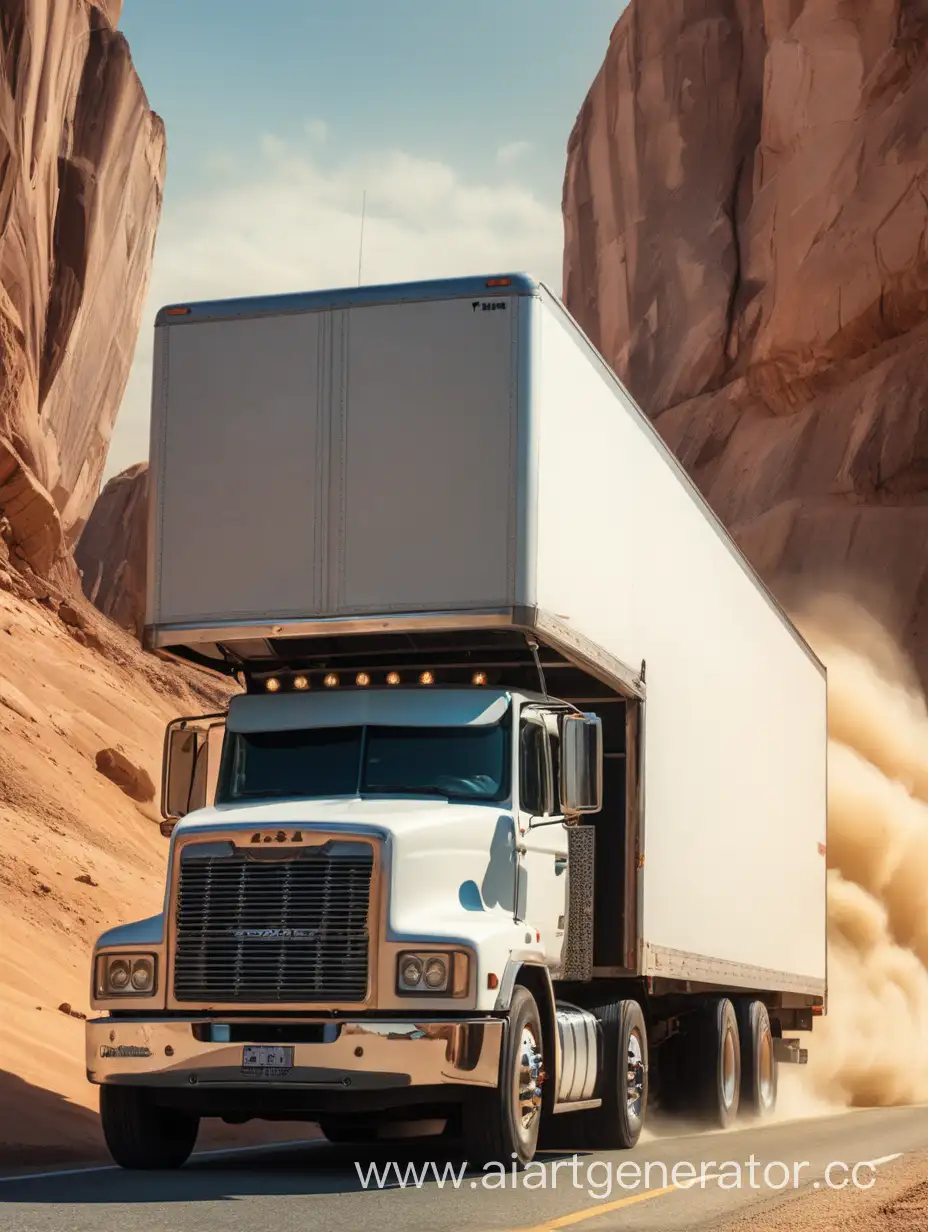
[{"xmin": 793, "ymin": 594, "xmax": 928, "ymax": 1108}]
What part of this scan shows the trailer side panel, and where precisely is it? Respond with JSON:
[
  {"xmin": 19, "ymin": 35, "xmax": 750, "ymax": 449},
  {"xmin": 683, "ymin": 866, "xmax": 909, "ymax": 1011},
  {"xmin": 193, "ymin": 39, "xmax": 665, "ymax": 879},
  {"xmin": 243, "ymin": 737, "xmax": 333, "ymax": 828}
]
[{"xmin": 532, "ymin": 296, "xmax": 826, "ymax": 992}]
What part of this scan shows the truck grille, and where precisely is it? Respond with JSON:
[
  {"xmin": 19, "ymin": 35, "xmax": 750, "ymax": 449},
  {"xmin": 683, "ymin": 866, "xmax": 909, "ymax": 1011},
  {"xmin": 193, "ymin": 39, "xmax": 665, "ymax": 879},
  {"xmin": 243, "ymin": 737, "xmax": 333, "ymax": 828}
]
[{"xmin": 172, "ymin": 840, "xmax": 374, "ymax": 1003}]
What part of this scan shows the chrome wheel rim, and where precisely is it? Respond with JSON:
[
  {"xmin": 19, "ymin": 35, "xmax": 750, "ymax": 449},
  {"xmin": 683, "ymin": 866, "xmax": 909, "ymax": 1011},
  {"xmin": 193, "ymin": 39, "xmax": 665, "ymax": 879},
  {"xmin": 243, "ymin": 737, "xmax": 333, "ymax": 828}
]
[
  {"xmin": 722, "ymin": 1026, "xmax": 737, "ymax": 1107},
  {"xmin": 627, "ymin": 1028, "xmax": 645, "ymax": 1120},
  {"xmin": 515, "ymin": 1024, "xmax": 544, "ymax": 1131},
  {"xmin": 758, "ymin": 1028, "xmax": 775, "ymax": 1108}
]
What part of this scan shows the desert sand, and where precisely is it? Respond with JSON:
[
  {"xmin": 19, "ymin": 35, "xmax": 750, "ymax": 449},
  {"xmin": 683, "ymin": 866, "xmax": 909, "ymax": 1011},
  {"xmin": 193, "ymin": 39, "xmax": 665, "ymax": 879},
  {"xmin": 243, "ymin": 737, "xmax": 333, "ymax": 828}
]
[{"xmin": 0, "ymin": 579, "xmax": 314, "ymax": 1167}]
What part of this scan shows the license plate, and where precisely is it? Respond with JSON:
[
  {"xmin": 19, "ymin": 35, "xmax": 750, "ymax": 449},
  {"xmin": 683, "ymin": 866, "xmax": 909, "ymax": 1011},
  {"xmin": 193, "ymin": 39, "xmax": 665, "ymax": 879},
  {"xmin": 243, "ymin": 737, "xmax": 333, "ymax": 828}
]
[{"xmin": 242, "ymin": 1045, "xmax": 293, "ymax": 1077}]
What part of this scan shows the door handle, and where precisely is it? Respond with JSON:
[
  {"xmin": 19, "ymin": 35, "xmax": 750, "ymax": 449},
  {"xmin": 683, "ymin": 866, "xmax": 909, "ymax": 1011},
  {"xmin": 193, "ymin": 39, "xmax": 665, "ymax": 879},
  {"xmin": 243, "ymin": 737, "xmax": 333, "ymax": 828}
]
[{"xmin": 554, "ymin": 856, "xmax": 568, "ymax": 874}]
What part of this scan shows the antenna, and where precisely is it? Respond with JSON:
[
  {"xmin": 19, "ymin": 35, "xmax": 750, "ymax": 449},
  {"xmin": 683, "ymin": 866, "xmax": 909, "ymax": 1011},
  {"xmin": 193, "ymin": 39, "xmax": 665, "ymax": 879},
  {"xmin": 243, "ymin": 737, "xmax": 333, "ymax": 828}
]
[
  {"xmin": 357, "ymin": 189, "xmax": 367, "ymax": 286},
  {"xmin": 525, "ymin": 635, "xmax": 549, "ymax": 699}
]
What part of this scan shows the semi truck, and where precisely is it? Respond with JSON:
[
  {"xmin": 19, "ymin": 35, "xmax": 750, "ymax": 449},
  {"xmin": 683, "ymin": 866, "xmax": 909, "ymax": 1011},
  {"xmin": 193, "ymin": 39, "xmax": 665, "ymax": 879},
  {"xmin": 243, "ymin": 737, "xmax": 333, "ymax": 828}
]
[{"xmin": 86, "ymin": 273, "xmax": 827, "ymax": 1170}]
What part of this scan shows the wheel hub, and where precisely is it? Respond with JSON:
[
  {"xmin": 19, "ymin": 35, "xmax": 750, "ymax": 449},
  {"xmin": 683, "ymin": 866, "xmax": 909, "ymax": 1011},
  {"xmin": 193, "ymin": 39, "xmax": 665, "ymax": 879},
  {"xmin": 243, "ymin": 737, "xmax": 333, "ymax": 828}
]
[
  {"xmin": 516, "ymin": 1025, "xmax": 544, "ymax": 1130},
  {"xmin": 722, "ymin": 1026, "xmax": 737, "ymax": 1107},
  {"xmin": 758, "ymin": 1029, "xmax": 774, "ymax": 1107},
  {"xmin": 627, "ymin": 1029, "xmax": 645, "ymax": 1120}
]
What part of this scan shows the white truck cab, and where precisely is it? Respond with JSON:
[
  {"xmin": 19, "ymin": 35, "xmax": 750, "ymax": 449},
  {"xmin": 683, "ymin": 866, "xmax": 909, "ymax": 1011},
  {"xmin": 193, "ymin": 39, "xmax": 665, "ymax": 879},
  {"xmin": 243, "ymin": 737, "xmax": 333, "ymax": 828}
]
[{"xmin": 89, "ymin": 676, "xmax": 603, "ymax": 1166}]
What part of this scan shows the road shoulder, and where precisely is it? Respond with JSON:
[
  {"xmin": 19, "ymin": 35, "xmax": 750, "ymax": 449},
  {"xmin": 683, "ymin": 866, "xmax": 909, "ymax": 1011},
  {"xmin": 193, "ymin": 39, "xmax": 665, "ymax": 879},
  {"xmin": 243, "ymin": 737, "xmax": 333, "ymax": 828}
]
[{"xmin": 719, "ymin": 1151, "xmax": 928, "ymax": 1231}]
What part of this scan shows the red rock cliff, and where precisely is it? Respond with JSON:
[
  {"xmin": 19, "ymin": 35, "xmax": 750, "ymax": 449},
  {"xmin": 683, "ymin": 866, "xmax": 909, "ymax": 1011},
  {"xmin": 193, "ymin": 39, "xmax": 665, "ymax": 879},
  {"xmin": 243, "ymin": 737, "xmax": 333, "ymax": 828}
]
[
  {"xmin": 0, "ymin": 0, "xmax": 164, "ymax": 578},
  {"xmin": 563, "ymin": 0, "xmax": 928, "ymax": 675}
]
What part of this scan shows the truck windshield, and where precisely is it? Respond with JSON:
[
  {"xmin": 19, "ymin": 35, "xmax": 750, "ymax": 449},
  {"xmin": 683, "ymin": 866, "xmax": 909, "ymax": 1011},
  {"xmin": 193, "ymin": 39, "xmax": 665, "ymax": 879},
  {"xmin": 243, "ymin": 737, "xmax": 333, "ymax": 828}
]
[{"xmin": 216, "ymin": 722, "xmax": 510, "ymax": 804}]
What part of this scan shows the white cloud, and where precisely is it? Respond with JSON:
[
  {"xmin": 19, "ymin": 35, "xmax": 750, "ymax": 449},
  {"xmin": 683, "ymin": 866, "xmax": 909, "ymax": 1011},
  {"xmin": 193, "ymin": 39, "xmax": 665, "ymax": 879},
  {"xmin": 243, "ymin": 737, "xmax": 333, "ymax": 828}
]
[
  {"xmin": 496, "ymin": 140, "xmax": 534, "ymax": 165},
  {"xmin": 106, "ymin": 133, "xmax": 562, "ymax": 477},
  {"xmin": 303, "ymin": 118, "xmax": 328, "ymax": 144},
  {"xmin": 204, "ymin": 150, "xmax": 238, "ymax": 174}
]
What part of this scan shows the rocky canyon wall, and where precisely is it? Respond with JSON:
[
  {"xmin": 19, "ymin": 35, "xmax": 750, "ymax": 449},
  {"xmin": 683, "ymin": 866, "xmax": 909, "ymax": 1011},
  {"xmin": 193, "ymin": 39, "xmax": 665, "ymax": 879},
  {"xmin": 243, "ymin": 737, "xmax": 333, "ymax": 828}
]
[
  {"xmin": 0, "ymin": 0, "xmax": 164, "ymax": 581},
  {"xmin": 563, "ymin": 0, "xmax": 928, "ymax": 680},
  {"xmin": 74, "ymin": 460, "xmax": 147, "ymax": 636}
]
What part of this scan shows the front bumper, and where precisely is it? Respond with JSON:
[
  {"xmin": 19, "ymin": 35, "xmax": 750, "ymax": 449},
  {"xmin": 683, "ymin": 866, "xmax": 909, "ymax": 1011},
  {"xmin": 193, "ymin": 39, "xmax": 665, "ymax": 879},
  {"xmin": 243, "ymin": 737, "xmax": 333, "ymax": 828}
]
[{"xmin": 86, "ymin": 1017, "xmax": 503, "ymax": 1091}]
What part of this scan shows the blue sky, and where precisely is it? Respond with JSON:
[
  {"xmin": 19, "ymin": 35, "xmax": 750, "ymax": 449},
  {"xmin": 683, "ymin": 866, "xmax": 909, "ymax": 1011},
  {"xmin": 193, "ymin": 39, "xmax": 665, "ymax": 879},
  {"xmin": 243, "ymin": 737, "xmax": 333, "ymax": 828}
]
[{"xmin": 110, "ymin": 1, "xmax": 624, "ymax": 474}]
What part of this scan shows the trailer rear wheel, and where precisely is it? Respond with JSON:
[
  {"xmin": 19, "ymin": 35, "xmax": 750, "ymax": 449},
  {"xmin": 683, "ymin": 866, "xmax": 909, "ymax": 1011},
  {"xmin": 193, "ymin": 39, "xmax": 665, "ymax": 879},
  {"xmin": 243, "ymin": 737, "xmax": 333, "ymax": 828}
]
[
  {"xmin": 736, "ymin": 1000, "xmax": 777, "ymax": 1119},
  {"xmin": 462, "ymin": 985, "xmax": 544, "ymax": 1167},
  {"xmin": 696, "ymin": 999, "xmax": 741, "ymax": 1128},
  {"xmin": 581, "ymin": 999, "xmax": 648, "ymax": 1150},
  {"xmin": 100, "ymin": 1085, "xmax": 199, "ymax": 1170}
]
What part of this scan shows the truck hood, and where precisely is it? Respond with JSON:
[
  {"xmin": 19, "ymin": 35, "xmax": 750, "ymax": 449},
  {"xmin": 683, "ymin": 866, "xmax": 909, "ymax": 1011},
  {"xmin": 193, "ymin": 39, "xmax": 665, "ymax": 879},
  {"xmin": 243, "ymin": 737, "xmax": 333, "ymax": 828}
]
[
  {"xmin": 173, "ymin": 795, "xmax": 509, "ymax": 838},
  {"xmin": 169, "ymin": 796, "xmax": 522, "ymax": 942}
]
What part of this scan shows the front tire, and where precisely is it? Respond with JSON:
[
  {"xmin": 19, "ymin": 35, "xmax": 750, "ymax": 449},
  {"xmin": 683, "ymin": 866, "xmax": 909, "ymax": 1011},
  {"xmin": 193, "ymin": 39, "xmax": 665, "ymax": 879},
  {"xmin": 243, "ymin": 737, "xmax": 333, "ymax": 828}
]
[
  {"xmin": 582, "ymin": 999, "xmax": 648, "ymax": 1150},
  {"xmin": 462, "ymin": 985, "xmax": 544, "ymax": 1168},
  {"xmin": 736, "ymin": 999, "xmax": 778, "ymax": 1119},
  {"xmin": 99, "ymin": 1085, "xmax": 199, "ymax": 1170}
]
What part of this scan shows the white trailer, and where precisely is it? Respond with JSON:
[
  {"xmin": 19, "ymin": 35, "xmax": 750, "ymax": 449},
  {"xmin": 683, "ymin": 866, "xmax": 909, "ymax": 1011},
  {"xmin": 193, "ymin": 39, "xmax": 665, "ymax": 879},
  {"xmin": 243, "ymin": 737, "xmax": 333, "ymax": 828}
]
[{"xmin": 87, "ymin": 274, "xmax": 826, "ymax": 1170}]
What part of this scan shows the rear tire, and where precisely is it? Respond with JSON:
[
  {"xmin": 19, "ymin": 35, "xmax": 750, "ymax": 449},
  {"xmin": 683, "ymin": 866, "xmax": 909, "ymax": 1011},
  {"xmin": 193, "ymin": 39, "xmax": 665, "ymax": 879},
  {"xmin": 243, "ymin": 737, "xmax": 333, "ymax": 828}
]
[
  {"xmin": 696, "ymin": 999, "xmax": 741, "ymax": 1128},
  {"xmin": 462, "ymin": 985, "xmax": 544, "ymax": 1168},
  {"xmin": 99, "ymin": 1085, "xmax": 199, "ymax": 1170},
  {"xmin": 736, "ymin": 999, "xmax": 778, "ymax": 1119},
  {"xmin": 581, "ymin": 999, "xmax": 648, "ymax": 1150}
]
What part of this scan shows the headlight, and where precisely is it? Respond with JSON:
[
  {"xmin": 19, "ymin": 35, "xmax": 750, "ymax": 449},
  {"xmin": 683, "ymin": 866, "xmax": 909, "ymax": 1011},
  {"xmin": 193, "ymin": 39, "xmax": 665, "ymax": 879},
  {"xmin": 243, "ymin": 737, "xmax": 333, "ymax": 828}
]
[
  {"xmin": 95, "ymin": 953, "xmax": 158, "ymax": 998},
  {"xmin": 399, "ymin": 955, "xmax": 424, "ymax": 989},
  {"xmin": 423, "ymin": 957, "xmax": 448, "ymax": 990},
  {"xmin": 396, "ymin": 951, "xmax": 469, "ymax": 996}
]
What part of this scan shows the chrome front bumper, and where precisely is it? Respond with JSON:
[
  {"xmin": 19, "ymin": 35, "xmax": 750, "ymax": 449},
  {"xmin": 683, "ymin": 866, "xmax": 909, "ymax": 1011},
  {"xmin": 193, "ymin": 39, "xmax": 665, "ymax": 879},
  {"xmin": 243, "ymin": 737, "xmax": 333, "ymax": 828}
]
[{"xmin": 86, "ymin": 1017, "xmax": 503, "ymax": 1091}]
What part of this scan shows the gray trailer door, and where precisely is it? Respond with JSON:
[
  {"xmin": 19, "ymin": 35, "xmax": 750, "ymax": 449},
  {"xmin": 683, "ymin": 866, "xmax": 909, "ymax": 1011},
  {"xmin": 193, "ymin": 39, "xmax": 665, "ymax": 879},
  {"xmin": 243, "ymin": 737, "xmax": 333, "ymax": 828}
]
[{"xmin": 337, "ymin": 296, "xmax": 517, "ymax": 614}]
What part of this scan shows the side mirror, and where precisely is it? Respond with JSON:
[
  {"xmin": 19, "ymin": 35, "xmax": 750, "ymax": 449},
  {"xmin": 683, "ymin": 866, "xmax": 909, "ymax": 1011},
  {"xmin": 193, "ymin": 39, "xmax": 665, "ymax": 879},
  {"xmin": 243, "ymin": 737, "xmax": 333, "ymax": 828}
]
[
  {"xmin": 559, "ymin": 713, "xmax": 603, "ymax": 816},
  {"xmin": 162, "ymin": 713, "xmax": 226, "ymax": 827}
]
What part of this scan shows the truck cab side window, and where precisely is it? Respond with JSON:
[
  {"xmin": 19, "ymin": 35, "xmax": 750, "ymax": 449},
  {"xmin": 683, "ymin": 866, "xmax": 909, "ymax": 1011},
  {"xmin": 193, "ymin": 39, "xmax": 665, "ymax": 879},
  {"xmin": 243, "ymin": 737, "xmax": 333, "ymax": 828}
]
[{"xmin": 520, "ymin": 719, "xmax": 550, "ymax": 816}]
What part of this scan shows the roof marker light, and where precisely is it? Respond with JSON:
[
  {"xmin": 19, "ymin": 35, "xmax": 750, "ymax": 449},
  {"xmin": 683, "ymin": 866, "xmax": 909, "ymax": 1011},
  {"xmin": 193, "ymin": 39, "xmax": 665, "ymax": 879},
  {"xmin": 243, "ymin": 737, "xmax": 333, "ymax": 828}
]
[
  {"xmin": 265, "ymin": 677, "xmax": 281, "ymax": 693},
  {"xmin": 355, "ymin": 672, "xmax": 371, "ymax": 687},
  {"xmin": 419, "ymin": 671, "xmax": 435, "ymax": 686},
  {"xmin": 324, "ymin": 673, "xmax": 339, "ymax": 688},
  {"xmin": 293, "ymin": 676, "xmax": 309, "ymax": 691},
  {"xmin": 165, "ymin": 306, "xmax": 191, "ymax": 315},
  {"xmin": 472, "ymin": 671, "xmax": 488, "ymax": 686},
  {"xmin": 386, "ymin": 672, "xmax": 401, "ymax": 686},
  {"xmin": 486, "ymin": 278, "xmax": 511, "ymax": 288}
]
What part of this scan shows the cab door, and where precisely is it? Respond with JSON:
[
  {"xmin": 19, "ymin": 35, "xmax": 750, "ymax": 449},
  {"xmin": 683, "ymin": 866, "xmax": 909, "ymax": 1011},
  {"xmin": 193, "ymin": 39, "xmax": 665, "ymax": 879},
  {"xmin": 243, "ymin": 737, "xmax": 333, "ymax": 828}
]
[{"xmin": 516, "ymin": 707, "xmax": 568, "ymax": 972}]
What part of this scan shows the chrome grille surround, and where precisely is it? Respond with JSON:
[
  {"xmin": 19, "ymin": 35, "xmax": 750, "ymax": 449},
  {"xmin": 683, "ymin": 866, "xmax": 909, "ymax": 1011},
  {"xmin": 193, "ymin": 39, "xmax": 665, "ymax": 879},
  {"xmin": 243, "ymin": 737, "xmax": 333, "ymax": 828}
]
[{"xmin": 171, "ymin": 834, "xmax": 375, "ymax": 1005}]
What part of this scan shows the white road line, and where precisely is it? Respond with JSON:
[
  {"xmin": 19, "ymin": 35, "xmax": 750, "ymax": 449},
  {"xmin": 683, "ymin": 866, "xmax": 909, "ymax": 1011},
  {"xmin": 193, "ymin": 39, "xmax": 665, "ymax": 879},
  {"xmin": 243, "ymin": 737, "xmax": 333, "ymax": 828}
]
[
  {"xmin": 861, "ymin": 1153, "xmax": 903, "ymax": 1168},
  {"xmin": 0, "ymin": 1138, "xmax": 318, "ymax": 1184}
]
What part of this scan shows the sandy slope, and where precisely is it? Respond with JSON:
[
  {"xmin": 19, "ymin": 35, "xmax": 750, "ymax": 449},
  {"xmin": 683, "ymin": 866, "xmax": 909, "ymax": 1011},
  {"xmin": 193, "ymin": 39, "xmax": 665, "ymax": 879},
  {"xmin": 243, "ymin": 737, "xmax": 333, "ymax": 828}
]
[{"xmin": 0, "ymin": 578, "xmax": 248, "ymax": 1164}]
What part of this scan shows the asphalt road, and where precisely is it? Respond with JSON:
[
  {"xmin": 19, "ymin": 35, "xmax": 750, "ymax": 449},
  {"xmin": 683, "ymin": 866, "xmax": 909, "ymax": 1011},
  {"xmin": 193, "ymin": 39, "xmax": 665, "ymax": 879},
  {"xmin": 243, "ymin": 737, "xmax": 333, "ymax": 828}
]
[{"xmin": 1, "ymin": 1104, "xmax": 927, "ymax": 1232}]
